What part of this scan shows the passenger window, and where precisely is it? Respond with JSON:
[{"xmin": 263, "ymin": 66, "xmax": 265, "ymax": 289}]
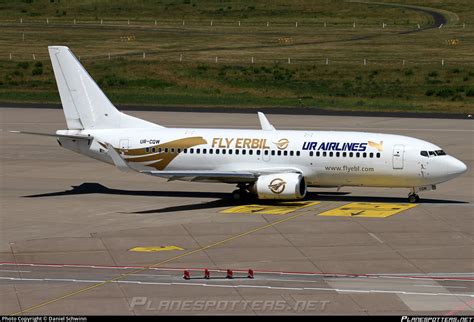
[
  {"xmin": 349, "ymin": 152, "xmax": 353, "ymax": 158},
  {"xmin": 215, "ymin": 149, "xmax": 219, "ymax": 154},
  {"xmin": 249, "ymin": 150, "xmax": 253, "ymax": 155},
  {"xmin": 376, "ymin": 153, "xmax": 381, "ymax": 158},
  {"xmin": 158, "ymin": 148, "xmax": 162, "ymax": 153},
  {"xmin": 235, "ymin": 150, "xmax": 239, "ymax": 155},
  {"xmin": 184, "ymin": 149, "xmax": 187, "ymax": 153},
  {"xmin": 171, "ymin": 148, "xmax": 175, "ymax": 153},
  {"xmin": 209, "ymin": 149, "xmax": 213, "ymax": 154},
  {"xmin": 323, "ymin": 152, "xmax": 327, "ymax": 157},
  {"xmin": 177, "ymin": 148, "xmax": 181, "ymax": 153},
  {"xmin": 229, "ymin": 149, "xmax": 232, "ymax": 155},
  {"xmin": 356, "ymin": 152, "xmax": 360, "ymax": 158},
  {"xmin": 310, "ymin": 151, "xmax": 313, "ymax": 157},
  {"xmin": 336, "ymin": 152, "xmax": 340, "ymax": 157},
  {"xmin": 316, "ymin": 151, "xmax": 320, "ymax": 157},
  {"xmin": 202, "ymin": 148, "xmax": 207, "ymax": 154},
  {"xmin": 271, "ymin": 151, "xmax": 275, "ymax": 156},
  {"xmin": 257, "ymin": 150, "xmax": 261, "ymax": 155},
  {"xmin": 283, "ymin": 151, "xmax": 288, "ymax": 156},
  {"xmin": 342, "ymin": 152, "xmax": 347, "ymax": 157},
  {"xmin": 264, "ymin": 150, "xmax": 269, "ymax": 155},
  {"xmin": 222, "ymin": 149, "xmax": 226, "ymax": 155},
  {"xmin": 145, "ymin": 147, "xmax": 150, "ymax": 153},
  {"xmin": 165, "ymin": 148, "xmax": 169, "ymax": 153},
  {"xmin": 363, "ymin": 152, "xmax": 366, "ymax": 158},
  {"xmin": 296, "ymin": 151, "xmax": 300, "ymax": 156},
  {"xmin": 290, "ymin": 151, "xmax": 294, "ymax": 156},
  {"xmin": 190, "ymin": 148, "xmax": 194, "ymax": 154},
  {"xmin": 242, "ymin": 150, "xmax": 246, "ymax": 155},
  {"xmin": 369, "ymin": 152, "xmax": 373, "ymax": 158},
  {"xmin": 277, "ymin": 151, "xmax": 282, "ymax": 156}
]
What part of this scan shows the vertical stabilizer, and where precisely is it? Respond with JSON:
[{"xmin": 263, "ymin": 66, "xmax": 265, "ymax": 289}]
[{"xmin": 48, "ymin": 46, "xmax": 161, "ymax": 130}]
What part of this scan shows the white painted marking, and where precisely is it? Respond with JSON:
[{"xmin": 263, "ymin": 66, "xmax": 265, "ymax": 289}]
[
  {"xmin": 368, "ymin": 233, "xmax": 384, "ymax": 244},
  {"xmin": 0, "ymin": 270, "xmax": 31, "ymax": 273},
  {"xmin": 0, "ymin": 276, "xmax": 472, "ymax": 298},
  {"xmin": 415, "ymin": 284, "xmax": 467, "ymax": 289},
  {"xmin": 0, "ymin": 263, "xmax": 472, "ymax": 282}
]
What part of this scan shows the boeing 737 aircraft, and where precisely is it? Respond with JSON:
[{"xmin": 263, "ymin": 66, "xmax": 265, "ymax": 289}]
[{"xmin": 11, "ymin": 46, "xmax": 468, "ymax": 202}]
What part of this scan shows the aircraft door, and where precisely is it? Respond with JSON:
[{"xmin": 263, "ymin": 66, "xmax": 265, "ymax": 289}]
[
  {"xmin": 392, "ymin": 144, "xmax": 405, "ymax": 169},
  {"xmin": 262, "ymin": 149, "xmax": 270, "ymax": 162},
  {"xmin": 119, "ymin": 139, "xmax": 129, "ymax": 155}
]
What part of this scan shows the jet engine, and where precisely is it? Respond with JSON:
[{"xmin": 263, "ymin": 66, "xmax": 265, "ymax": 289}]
[{"xmin": 250, "ymin": 173, "xmax": 307, "ymax": 200}]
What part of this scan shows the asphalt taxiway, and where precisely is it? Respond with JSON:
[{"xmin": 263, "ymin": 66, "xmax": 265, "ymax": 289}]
[{"xmin": 0, "ymin": 108, "xmax": 472, "ymax": 315}]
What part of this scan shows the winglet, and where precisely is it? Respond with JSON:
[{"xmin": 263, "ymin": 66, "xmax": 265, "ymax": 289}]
[
  {"xmin": 105, "ymin": 143, "xmax": 132, "ymax": 172},
  {"xmin": 258, "ymin": 112, "xmax": 276, "ymax": 131}
]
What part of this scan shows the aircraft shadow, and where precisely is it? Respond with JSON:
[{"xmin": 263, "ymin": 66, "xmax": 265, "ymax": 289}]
[
  {"xmin": 311, "ymin": 194, "xmax": 468, "ymax": 204},
  {"xmin": 23, "ymin": 182, "xmax": 229, "ymax": 199},
  {"xmin": 23, "ymin": 182, "xmax": 467, "ymax": 214}
]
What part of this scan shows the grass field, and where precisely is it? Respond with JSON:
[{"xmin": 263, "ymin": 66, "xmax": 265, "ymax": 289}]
[{"xmin": 0, "ymin": 0, "xmax": 473, "ymax": 113}]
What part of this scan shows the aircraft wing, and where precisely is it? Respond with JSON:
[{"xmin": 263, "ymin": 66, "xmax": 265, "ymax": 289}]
[
  {"xmin": 140, "ymin": 170, "xmax": 258, "ymax": 183},
  {"xmin": 140, "ymin": 168, "xmax": 302, "ymax": 183}
]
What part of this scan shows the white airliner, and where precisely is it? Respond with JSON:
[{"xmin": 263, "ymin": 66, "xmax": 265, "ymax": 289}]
[{"xmin": 12, "ymin": 46, "xmax": 467, "ymax": 203}]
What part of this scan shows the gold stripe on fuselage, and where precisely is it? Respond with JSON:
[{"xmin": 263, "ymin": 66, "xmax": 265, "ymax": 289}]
[{"xmin": 100, "ymin": 137, "xmax": 207, "ymax": 170}]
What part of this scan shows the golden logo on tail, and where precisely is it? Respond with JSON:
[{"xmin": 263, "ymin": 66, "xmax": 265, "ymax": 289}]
[
  {"xmin": 273, "ymin": 138, "xmax": 289, "ymax": 150},
  {"xmin": 268, "ymin": 178, "xmax": 286, "ymax": 194},
  {"xmin": 368, "ymin": 140, "xmax": 384, "ymax": 152}
]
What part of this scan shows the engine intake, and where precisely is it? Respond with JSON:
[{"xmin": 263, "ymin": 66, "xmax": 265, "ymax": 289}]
[{"xmin": 250, "ymin": 173, "xmax": 307, "ymax": 200}]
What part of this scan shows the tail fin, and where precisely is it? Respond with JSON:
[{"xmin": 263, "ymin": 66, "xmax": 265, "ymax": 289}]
[{"xmin": 48, "ymin": 46, "xmax": 161, "ymax": 130}]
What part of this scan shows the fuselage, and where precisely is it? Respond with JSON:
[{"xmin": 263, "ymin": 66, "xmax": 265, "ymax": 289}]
[{"xmin": 58, "ymin": 127, "xmax": 467, "ymax": 189}]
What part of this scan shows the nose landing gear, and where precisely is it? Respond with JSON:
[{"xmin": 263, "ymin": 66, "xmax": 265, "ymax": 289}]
[
  {"xmin": 408, "ymin": 193, "xmax": 420, "ymax": 203},
  {"xmin": 408, "ymin": 187, "xmax": 420, "ymax": 203}
]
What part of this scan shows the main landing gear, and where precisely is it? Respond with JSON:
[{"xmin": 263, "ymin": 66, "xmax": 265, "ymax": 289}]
[
  {"xmin": 408, "ymin": 187, "xmax": 420, "ymax": 203},
  {"xmin": 232, "ymin": 184, "xmax": 251, "ymax": 201}
]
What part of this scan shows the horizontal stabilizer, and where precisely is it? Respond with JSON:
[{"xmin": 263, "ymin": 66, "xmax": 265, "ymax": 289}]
[{"xmin": 9, "ymin": 130, "xmax": 92, "ymax": 140}]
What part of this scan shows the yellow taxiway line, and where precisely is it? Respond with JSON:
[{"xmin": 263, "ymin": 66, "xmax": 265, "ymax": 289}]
[
  {"xmin": 222, "ymin": 201, "xmax": 320, "ymax": 215},
  {"xmin": 318, "ymin": 202, "xmax": 417, "ymax": 218}
]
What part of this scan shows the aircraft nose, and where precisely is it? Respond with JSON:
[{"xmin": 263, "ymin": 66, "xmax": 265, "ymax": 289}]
[{"xmin": 446, "ymin": 157, "xmax": 467, "ymax": 177}]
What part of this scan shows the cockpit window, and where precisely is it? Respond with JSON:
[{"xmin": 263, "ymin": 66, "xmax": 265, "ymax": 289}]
[{"xmin": 421, "ymin": 150, "xmax": 447, "ymax": 157}]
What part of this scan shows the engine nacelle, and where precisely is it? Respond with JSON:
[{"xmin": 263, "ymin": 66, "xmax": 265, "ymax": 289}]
[{"xmin": 250, "ymin": 173, "xmax": 307, "ymax": 200}]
